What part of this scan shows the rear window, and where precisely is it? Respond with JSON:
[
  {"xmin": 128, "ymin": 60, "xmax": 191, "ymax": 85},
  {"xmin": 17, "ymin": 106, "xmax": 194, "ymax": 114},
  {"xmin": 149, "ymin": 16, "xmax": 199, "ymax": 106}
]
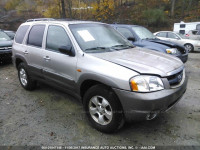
[
  {"xmin": 15, "ymin": 25, "xmax": 30, "ymax": 44},
  {"xmin": 27, "ymin": 25, "xmax": 45, "ymax": 47}
]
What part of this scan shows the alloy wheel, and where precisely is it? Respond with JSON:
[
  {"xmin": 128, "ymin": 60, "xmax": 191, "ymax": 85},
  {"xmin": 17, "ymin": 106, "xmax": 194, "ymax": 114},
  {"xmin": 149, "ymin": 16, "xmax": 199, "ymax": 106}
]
[
  {"xmin": 89, "ymin": 96, "xmax": 113, "ymax": 125},
  {"xmin": 19, "ymin": 68, "xmax": 28, "ymax": 86}
]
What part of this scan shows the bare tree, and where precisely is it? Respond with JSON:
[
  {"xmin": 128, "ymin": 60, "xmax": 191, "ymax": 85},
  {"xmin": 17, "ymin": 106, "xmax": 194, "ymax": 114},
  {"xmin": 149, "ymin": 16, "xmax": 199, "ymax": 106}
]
[
  {"xmin": 61, "ymin": 0, "xmax": 66, "ymax": 18},
  {"xmin": 66, "ymin": 0, "xmax": 72, "ymax": 18},
  {"xmin": 171, "ymin": 0, "xmax": 176, "ymax": 18}
]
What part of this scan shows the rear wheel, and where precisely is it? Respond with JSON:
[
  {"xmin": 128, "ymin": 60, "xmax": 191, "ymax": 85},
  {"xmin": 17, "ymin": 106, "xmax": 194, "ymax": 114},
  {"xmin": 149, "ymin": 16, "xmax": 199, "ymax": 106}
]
[
  {"xmin": 83, "ymin": 85, "xmax": 124, "ymax": 133},
  {"xmin": 184, "ymin": 44, "xmax": 194, "ymax": 52},
  {"xmin": 18, "ymin": 62, "xmax": 36, "ymax": 90}
]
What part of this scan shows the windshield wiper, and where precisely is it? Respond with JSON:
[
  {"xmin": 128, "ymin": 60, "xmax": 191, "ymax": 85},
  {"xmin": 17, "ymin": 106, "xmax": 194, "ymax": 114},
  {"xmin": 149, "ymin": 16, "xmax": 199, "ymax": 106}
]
[
  {"xmin": 111, "ymin": 44, "xmax": 134, "ymax": 49},
  {"xmin": 84, "ymin": 47, "xmax": 110, "ymax": 52},
  {"xmin": 144, "ymin": 38, "xmax": 156, "ymax": 40}
]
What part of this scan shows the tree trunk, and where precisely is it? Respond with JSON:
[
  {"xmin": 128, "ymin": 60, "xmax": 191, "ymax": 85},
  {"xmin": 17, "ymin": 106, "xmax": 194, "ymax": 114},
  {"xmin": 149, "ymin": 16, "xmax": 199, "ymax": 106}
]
[
  {"xmin": 61, "ymin": 0, "xmax": 66, "ymax": 18},
  {"xmin": 181, "ymin": 0, "xmax": 185, "ymax": 19},
  {"xmin": 66, "ymin": 0, "xmax": 72, "ymax": 18},
  {"xmin": 171, "ymin": 0, "xmax": 176, "ymax": 18}
]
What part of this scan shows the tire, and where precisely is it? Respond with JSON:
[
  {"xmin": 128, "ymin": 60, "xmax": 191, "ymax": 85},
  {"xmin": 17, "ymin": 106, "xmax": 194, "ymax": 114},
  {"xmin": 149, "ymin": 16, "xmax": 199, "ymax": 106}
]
[
  {"xmin": 184, "ymin": 44, "xmax": 194, "ymax": 52},
  {"xmin": 83, "ymin": 84, "xmax": 124, "ymax": 133},
  {"xmin": 18, "ymin": 62, "xmax": 36, "ymax": 91}
]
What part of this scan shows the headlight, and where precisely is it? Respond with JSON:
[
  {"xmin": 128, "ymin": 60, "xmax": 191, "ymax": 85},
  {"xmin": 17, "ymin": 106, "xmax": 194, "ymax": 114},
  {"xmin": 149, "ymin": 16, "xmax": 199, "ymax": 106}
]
[
  {"xmin": 130, "ymin": 75, "xmax": 164, "ymax": 92},
  {"xmin": 166, "ymin": 48, "xmax": 177, "ymax": 54}
]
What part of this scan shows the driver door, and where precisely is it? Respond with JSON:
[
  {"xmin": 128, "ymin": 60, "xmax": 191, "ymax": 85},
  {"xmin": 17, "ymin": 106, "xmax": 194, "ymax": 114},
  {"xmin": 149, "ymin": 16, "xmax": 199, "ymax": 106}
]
[
  {"xmin": 168, "ymin": 32, "xmax": 181, "ymax": 44},
  {"xmin": 43, "ymin": 24, "xmax": 77, "ymax": 91}
]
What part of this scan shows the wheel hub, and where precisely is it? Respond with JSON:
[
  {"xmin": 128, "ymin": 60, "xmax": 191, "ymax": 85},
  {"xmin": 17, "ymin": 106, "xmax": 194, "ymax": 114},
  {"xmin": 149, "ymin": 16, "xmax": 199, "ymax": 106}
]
[
  {"xmin": 19, "ymin": 68, "xmax": 28, "ymax": 86},
  {"xmin": 89, "ymin": 96, "xmax": 113, "ymax": 125}
]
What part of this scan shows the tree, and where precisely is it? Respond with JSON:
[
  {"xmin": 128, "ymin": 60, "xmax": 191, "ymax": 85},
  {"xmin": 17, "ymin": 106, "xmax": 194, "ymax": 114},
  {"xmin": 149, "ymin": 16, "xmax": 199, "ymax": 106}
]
[
  {"xmin": 143, "ymin": 8, "xmax": 168, "ymax": 27},
  {"xmin": 91, "ymin": 0, "xmax": 115, "ymax": 22},
  {"xmin": 170, "ymin": 0, "xmax": 176, "ymax": 18},
  {"xmin": 61, "ymin": 0, "xmax": 66, "ymax": 18}
]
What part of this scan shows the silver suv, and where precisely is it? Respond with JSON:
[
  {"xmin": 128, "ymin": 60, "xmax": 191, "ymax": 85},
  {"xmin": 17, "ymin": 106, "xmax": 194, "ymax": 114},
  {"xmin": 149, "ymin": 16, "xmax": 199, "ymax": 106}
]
[{"xmin": 12, "ymin": 19, "xmax": 187, "ymax": 133}]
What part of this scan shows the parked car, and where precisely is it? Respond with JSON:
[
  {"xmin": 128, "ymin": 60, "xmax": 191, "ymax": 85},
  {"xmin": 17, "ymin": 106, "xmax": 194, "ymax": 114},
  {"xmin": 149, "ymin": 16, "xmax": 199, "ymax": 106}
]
[
  {"xmin": 0, "ymin": 30, "xmax": 13, "ymax": 63},
  {"xmin": 4, "ymin": 30, "xmax": 15, "ymax": 40},
  {"xmin": 154, "ymin": 31, "xmax": 200, "ymax": 52},
  {"xmin": 0, "ymin": 29, "xmax": 15, "ymax": 40},
  {"xmin": 12, "ymin": 19, "xmax": 187, "ymax": 133},
  {"xmin": 111, "ymin": 24, "xmax": 188, "ymax": 63},
  {"xmin": 185, "ymin": 30, "xmax": 200, "ymax": 40}
]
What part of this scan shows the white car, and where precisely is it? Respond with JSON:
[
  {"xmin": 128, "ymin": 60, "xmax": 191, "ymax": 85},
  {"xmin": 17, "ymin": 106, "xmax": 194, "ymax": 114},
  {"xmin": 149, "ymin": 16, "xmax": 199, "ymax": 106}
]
[
  {"xmin": 185, "ymin": 30, "xmax": 200, "ymax": 41},
  {"xmin": 154, "ymin": 31, "xmax": 200, "ymax": 52}
]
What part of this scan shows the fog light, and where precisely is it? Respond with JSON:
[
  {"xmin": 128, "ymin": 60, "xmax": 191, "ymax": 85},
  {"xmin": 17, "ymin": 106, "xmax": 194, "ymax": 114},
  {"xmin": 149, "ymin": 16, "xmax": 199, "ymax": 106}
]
[{"xmin": 146, "ymin": 112, "xmax": 158, "ymax": 120}]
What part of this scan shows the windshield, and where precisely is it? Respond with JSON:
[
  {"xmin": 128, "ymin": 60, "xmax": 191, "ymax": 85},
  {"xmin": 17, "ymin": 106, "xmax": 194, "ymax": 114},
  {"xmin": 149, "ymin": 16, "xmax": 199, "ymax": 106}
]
[
  {"xmin": 132, "ymin": 26, "xmax": 156, "ymax": 40},
  {"xmin": 69, "ymin": 24, "xmax": 133, "ymax": 53},
  {"xmin": 0, "ymin": 31, "xmax": 11, "ymax": 41}
]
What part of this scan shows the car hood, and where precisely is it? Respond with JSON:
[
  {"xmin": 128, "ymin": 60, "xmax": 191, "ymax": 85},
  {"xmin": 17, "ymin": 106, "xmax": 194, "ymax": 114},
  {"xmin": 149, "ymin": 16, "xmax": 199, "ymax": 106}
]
[
  {"xmin": 91, "ymin": 47, "xmax": 183, "ymax": 77},
  {"xmin": 142, "ymin": 39, "xmax": 186, "ymax": 53},
  {"xmin": 148, "ymin": 39, "xmax": 178, "ymax": 47},
  {"xmin": 139, "ymin": 40, "xmax": 169, "ymax": 50},
  {"xmin": 0, "ymin": 40, "xmax": 13, "ymax": 47}
]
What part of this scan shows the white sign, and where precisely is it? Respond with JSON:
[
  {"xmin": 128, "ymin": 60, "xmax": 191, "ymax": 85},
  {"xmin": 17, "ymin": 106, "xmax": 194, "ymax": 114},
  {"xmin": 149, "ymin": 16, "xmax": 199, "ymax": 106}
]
[{"xmin": 77, "ymin": 30, "xmax": 95, "ymax": 42}]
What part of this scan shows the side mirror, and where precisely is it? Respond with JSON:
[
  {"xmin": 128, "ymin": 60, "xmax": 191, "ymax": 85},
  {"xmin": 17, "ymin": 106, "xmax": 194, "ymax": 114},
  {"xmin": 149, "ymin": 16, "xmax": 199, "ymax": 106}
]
[
  {"xmin": 58, "ymin": 45, "xmax": 74, "ymax": 56},
  {"xmin": 127, "ymin": 37, "xmax": 136, "ymax": 42}
]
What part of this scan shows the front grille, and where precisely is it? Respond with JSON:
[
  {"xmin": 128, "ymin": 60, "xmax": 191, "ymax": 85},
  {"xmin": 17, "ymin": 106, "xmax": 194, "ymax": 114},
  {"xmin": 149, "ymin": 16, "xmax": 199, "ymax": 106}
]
[
  {"xmin": 178, "ymin": 47, "xmax": 187, "ymax": 54},
  {"xmin": 0, "ymin": 46, "xmax": 12, "ymax": 50},
  {"xmin": 167, "ymin": 70, "xmax": 184, "ymax": 87}
]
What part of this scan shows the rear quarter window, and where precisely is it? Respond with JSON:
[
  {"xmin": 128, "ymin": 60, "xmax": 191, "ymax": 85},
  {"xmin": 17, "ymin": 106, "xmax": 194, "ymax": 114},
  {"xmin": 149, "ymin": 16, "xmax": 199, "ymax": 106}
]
[
  {"xmin": 15, "ymin": 25, "xmax": 30, "ymax": 44},
  {"xmin": 27, "ymin": 25, "xmax": 45, "ymax": 47}
]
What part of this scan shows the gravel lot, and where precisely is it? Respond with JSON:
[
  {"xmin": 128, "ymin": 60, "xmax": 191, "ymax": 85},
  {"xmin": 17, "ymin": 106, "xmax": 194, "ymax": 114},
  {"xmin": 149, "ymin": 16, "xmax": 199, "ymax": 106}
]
[{"xmin": 0, "ymin": 53, "xmax": 200, "ymax": 147}]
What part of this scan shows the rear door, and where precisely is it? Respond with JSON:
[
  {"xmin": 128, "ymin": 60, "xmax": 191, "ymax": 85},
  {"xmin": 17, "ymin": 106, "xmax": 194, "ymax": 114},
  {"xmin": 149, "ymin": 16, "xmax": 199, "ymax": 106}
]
[
  {"xmin": 43, "ymin": 24, "xmax": 77, "ymax": 91},
  {"xmin": 26, "ymin": 24, "xmax": 46, "ymax": 78}
]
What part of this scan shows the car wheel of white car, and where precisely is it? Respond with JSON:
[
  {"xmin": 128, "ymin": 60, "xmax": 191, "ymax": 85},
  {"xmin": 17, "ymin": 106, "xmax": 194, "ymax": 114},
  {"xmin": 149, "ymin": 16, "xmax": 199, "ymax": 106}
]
[
  {"xmin": 184, "ymin": 44, "xmax": 194, "ymax": 52},
  {"xmin": 83, "ymin": 84, "xmax": 124, "ymax": 133}
]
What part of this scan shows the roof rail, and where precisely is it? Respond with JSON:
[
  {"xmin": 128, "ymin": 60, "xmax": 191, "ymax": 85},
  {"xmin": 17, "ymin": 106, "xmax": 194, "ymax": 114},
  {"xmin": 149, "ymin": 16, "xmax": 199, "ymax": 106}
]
[{"xmin": 26, "ymin": 18, "xmax": 55, "ymax": 22}]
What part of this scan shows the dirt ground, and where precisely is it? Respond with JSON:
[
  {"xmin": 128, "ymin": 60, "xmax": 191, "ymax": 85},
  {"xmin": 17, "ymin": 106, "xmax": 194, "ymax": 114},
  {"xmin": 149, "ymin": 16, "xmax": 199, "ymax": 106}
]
[{"xmin": 0, "ymin": 53, "xmax": 200, "ymax": 147}]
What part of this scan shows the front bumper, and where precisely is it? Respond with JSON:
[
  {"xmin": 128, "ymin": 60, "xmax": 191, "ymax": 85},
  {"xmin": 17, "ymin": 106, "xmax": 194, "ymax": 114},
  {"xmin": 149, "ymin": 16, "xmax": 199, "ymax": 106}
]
[
  {"xmin": 176, "ymin": 53, "xmax": 188, "ymax": 63},
  {"xmin": 194, "ymin": 46, "xmax": 200, "ymax": 51},
  {"xmin": 113, "ymin": 76, "xmax": 188, "ymax": 122},
  {"xmin": 0, "ymin": 49, "xmax": 12, "ymax": 61}
]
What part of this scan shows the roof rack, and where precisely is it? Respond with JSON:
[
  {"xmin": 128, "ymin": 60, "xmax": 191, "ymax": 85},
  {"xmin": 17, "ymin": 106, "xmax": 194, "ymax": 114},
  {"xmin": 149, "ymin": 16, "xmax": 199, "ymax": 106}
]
[{"xmin": 26, "ymin": 18, "xmax": 55, "ymax": 22}]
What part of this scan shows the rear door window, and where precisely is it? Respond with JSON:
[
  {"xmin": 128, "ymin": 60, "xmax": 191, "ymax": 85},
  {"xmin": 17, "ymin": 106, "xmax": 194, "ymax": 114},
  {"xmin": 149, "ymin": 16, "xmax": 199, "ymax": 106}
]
[
  {"xmin": 27, "ymin": 25, "xmax": 45, "ymax": 47},
  {"xmin": 15, "ymin": 25, "xmax": 30, "ymax": 44}
]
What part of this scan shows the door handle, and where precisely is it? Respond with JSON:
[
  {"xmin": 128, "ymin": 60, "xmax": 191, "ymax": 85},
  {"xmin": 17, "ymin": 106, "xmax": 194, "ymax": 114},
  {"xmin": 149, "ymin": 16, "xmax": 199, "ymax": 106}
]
[
  {"xmin": 43, "ymin": 56, "xmax": 51, "ymax": 61},
  {"xmin": 24, "ymin": 51, "xmax": 29, "ymax": 55}
]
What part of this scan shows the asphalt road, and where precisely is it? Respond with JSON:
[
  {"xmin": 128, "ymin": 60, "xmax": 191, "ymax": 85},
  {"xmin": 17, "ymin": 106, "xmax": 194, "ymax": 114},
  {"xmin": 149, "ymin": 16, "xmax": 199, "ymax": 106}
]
[{"xmin": 0, "ymin": 53, "xmax": 200, "ymax": 147}]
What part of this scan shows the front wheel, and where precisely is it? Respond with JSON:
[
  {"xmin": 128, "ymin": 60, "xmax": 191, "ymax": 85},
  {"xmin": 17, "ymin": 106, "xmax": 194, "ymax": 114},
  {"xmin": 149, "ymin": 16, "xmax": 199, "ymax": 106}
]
[
  {"xmin": 184, "ymin": 44, "xmax": 194, "ymax": 52},
  {"xmin": 83, "ymin": 85, "xmax": 124, "ymax": 133}
]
